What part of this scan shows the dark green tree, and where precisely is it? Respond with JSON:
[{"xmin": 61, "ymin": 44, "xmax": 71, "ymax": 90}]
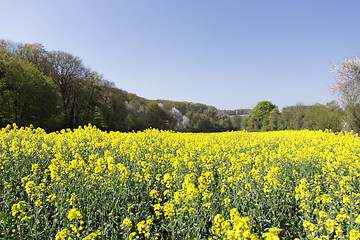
[
  {"xmin": 0, "ymin": 49, "xmax": 58, "ymax": 129},
  {"xmin": 99, "ymin": 86, "xmax": 129, "ymax": 131},
  {"xmin": 46, "ymin": 51, "xmax": 88, "ymax": 128},
  {"xmin": 145, "ymin": 101, "xmax": 173, "ymax": 130}
]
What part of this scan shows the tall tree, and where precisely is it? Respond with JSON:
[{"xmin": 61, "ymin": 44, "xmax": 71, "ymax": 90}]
[
  {"xmin": 16, "ymin": 43, "xmax": 53, "ymax": 75},
  {"xmin": 100, "ymin": 86, "xmax": 129, "ymax": 131},
  {"xmin": 330, "ymin": 56, "xmax": 360, "ymax": 133},
  {"xmin": 0, "ymin": 49, "xmax": 58, "ymax": 129},
  {"xmin": 48, "ymin": 51, "xmax": 86, "ymax": 128}
]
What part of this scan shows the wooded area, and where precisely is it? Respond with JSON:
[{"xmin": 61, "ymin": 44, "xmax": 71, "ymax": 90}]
[
  {"xmin": 0, "ymin": 40, "xmax": 237, "ymax": 132},
  {"xmin": 0, "ymin": 40, "xmax": 351, "ymax": 133}
]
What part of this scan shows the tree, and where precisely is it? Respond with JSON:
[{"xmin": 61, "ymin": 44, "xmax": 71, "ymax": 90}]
[
  {"xmin": 169, "ymin": 107, "xmax": 190, "ymax": 130},
  {"xmin": 16, "ymin": 43, "xmax": 53, "ymax": 75},
  {"xmin": 330, "ymin": 56, "xmax": 360, "ymax": 133},
  {"xmin": 245, "ymin": 101, "xmax": 277, "ymax": 131},
  {"xmin": 331, "ymin": 56, "xmax": 360, "ymax": 105},
  {"xmin": 145, "ymin": 101, "xmax": 173, "ymax": 130},
  {"xmin": 231, "ymin": 115, "xmax": 243, "ymax": 130},
  {"xmin": 0, "ymin": 49, "xmax": 58, "ymax": 129},
  {"xmin": 303, "ymin": 102, "xmax": 343, "ymax": 132},
  {"xmin": 268, "ymin": 107, "xmax": 282, "ymax": 131},
  {"xmin": 47, "ymin": 51, "xmax": 87, "ymax": 128},
  {"xmin": 281, "ymin": 109, "xmax": 296, "ymax": 130},
  {"xmin": 99, "ymin": 86, "xmax": 129, "ymax": 131},
  {"xmin": 252, "ymin": 101, "xmax": 277, "ymax": 119}
]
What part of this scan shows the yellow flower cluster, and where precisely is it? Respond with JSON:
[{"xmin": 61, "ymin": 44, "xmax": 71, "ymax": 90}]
[
  {"xmin": 2, "ymin": 124, "xmax": 360, "ymax": 239},
  {"xmin": 67, "ymin": 207, "xmax": 82, "ymax": 221},
  {"xmin": 210, "ymin": 208, "xmax": 259, "ymax": 239}
]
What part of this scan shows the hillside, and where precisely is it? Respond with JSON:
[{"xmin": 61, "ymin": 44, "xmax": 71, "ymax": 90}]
[{"xmin": 0, "ymin": 40, "xmax": 249, "ymax": 132}]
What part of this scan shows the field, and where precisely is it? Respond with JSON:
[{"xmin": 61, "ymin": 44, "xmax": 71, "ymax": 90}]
[{"xmin": 1, "ymin": 124, "xmax": 360, "ymax": 239}]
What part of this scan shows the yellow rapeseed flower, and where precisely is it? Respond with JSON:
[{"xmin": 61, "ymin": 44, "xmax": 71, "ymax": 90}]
[{"xmin": 67, "ymin": 208, "xmax": 82, "ymax": 221}]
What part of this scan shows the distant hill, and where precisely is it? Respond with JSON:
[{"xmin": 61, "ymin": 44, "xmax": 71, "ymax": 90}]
[{"xmin": 0, "ymin": 39, "xmax": 249, "ymax": 132}]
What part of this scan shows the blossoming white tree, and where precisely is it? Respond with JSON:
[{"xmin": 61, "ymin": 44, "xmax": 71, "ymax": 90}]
[{"xmin": 330, "ymin": 56, "xmax": 360, "ymax": 132}]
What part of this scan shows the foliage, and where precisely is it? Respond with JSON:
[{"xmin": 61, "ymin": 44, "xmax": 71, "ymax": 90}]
[
  {"xmin": 251, "ymin": 101, "xmax": 277, "ymax": 119},
  {"xmin": 0, "ymin": 39, "xmax": 352, "ymax": 134},
  {"xmin": 281, "ymin": 103, "xmax": 344, "ymax": 132},
  {"xmin": 0, "ymin": 40, "xmax": 234, "ymax": 133},
  {"xmin": 0, "ymin": 49, "xmax": 58, "ymax": 129},
  {"xmin": 145, "ymin": 101, "xmax": 173, "ymax": 130},
  {"xmin": 330, "ymin": 56, "xmax": 360, "ymax": 133},
  {"xmin": 303, "ymin": 103, "xmax": 343, "ymax": 132},
  {"xmin": 245, "ymin": 102, "xmax": 344, "ymax": 133},
  {"xmin": 245, "ymin": 101, "xmax": 277, "ymax": 131}
]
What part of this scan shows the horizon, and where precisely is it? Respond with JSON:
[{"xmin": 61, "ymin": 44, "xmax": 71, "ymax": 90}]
[{"xmin": 1, "ymin": 1, "xmax": 359, "ymax": 110}]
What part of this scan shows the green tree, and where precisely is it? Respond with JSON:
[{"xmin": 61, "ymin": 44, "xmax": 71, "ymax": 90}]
[
  {"xmin": 0, "ymin": 49, "xmax": 58, "ymax": 129},
  {"xmin": 188, "ymin": 112, "xmax": 211, "ymax": 132},
  {"xmin": 252, "ymin": 101, "xmax": 277, "ymax": 119},
  {"xmin": 268, "ymin": 107, "xmax": 281, "ymax": 131},
  {"xmin": 16, "ymin": 43, "xmax": 53, "ymax": 75},
  {"xmin": 230, "ymin": 115, "xmax": 243, "ymax": 130},
  {"xmin": 289, "ymin": 104, "xmax": 309, "ymax": 130},
  {"xmin": 99, "ymin": 86, "xmax": 129, "ymax": 131},
  {"xmin": 145, "ymin": 101, "xmax": 173, "ymax": 130},
  {"xmin": 246, "ymin": 101, "xmax": 277, "ymax": 131},
  {"xmin": 280, "ymin": 109, "xmax": 296, "ymax": 130},
  {"xmin": 304, "ymin": 102, "xmax": 343, "ymax": 132}
]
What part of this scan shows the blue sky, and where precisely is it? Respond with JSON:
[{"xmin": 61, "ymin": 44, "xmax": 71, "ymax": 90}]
[{"xmin": 1, "ymin": 1, "xmax": 359, "ymax": 110}]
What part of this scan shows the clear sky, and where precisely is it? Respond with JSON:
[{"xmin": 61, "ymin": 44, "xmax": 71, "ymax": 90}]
[{"xmin": 1, "ymin": 0, "xmax": 359, "ymax": 110}]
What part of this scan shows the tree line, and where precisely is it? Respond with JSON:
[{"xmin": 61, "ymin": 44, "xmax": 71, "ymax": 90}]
[
  {"xmin": 1, "ymin": 40, "xmax": 358, "ymax": 133},
  {"xmin": 243, "ymin": 55, "xmax": 360, "ymax": 134},
  {"xmin": 0, "ymin": 40, "xmax": 237, "ymax": 132},
  {"xmin": 243, "ymin": 101, "xmax": 344, "ymax": 132}
]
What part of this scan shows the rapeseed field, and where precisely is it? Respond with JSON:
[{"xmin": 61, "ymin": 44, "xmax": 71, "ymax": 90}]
[{"xmin": 1, "ymin": 124, "xmax": 360, "ymax": 239}]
